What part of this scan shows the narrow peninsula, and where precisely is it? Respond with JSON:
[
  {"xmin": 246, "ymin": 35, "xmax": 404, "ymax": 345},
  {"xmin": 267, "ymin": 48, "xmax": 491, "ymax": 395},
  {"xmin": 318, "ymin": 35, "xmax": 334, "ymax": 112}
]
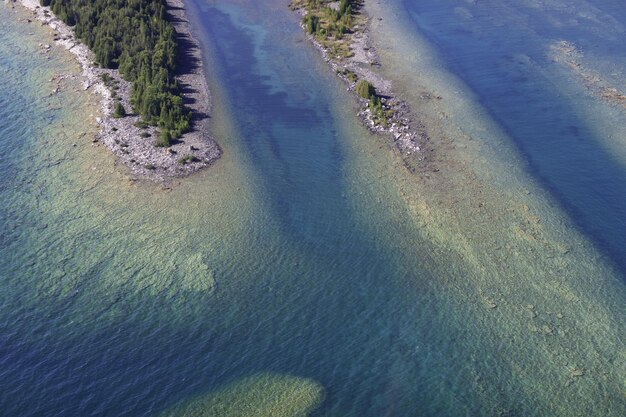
[
  {"xmin": 289, "ymin": 0, "xmax": 424, "ymax": 156},
  {"xmin": 13, "ymin": 0, "xmax": 220, "ymax": 181}
]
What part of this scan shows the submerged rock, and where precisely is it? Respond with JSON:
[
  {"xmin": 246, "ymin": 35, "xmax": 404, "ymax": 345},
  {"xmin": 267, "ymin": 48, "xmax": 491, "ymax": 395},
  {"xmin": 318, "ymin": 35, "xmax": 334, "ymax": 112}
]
[
  {"xmin": 181, "ymin": 253, "xmax": 216, "ymax": 293},
  {"xmin": 159, "ymin": 373, "xmax": 325, "ymax": 417}
]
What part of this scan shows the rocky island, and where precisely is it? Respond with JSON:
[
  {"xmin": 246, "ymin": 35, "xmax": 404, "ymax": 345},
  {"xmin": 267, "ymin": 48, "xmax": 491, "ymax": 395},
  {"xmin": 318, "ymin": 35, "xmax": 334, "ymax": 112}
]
[
  {"xmin": 13, "ymin": 0, "xmax": 221, "ymax": 182},
  {"xmin": 289, "ymin": 0, "xmax": 424, "ymax": 156}
]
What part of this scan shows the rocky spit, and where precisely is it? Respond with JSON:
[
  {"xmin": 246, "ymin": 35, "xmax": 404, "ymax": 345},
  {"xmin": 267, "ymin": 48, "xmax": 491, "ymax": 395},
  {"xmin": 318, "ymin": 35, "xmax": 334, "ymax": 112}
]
[
  {"xmin": 13, "ymin": 0, "xmax": 221, "ymax": 182},
  {"xmin": 291, "ymin": 1, "xmax": 424, "ymax": 155}
]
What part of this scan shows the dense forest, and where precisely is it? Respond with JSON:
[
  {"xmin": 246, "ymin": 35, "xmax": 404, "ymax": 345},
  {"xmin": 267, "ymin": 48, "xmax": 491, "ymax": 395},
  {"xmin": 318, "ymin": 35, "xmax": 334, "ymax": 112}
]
[{"xmin": 41, "ymin": 0, "xmax": 189, "ymax": 143}]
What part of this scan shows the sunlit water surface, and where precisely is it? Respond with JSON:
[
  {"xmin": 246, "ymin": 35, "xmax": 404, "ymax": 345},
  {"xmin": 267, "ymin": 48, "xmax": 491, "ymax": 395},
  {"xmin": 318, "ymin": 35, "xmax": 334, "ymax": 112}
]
[{"xmin": 0, "ymin": 1, "xmax": 624, "ymax": 416}]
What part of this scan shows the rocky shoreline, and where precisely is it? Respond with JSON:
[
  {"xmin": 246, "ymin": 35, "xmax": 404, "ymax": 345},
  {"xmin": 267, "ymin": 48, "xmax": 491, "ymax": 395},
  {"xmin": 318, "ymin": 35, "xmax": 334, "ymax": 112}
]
[
  {"xmin": 12, "ymin": 0, "xmax": 221, "ymax": 182},
  {"xmin": 289, "ymin": 0, "xmax": 424, "ymax": 156}
]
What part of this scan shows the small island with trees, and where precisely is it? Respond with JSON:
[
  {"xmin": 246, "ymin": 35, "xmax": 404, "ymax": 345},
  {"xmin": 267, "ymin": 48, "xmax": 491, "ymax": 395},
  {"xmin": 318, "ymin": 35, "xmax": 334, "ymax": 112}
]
[
  {"xmin": 289, "ymin": 0, "xmax": 422, "ymax": 155},
  {"xmin": 13, "ymin": 0, "xmax": 221, "ymax": 181}
]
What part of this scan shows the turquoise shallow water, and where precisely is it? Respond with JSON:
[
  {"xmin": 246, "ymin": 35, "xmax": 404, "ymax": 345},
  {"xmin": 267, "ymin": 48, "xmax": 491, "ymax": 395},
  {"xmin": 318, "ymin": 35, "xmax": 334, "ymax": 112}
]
[{"xmin": 1, "ymin": 1, "xmax": 625, "ymax": 416}]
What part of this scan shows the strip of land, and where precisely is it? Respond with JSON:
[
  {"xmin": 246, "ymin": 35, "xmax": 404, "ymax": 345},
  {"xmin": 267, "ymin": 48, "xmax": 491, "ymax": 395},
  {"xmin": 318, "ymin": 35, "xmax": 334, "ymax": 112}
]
[
  {"xmin": 289, "ymin": 0, "xmax": 424, "ymax": 155},
  {"xmin": 12, "ymin": 0, "xmax": 220, "ymax": 182}
]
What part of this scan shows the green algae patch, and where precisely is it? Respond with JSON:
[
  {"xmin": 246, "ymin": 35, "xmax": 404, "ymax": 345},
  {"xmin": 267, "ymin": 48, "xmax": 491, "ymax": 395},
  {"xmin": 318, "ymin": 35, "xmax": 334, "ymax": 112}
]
[{"xmin": 160, "ymin": 373, "xmax": 324, "ymax": 417}]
